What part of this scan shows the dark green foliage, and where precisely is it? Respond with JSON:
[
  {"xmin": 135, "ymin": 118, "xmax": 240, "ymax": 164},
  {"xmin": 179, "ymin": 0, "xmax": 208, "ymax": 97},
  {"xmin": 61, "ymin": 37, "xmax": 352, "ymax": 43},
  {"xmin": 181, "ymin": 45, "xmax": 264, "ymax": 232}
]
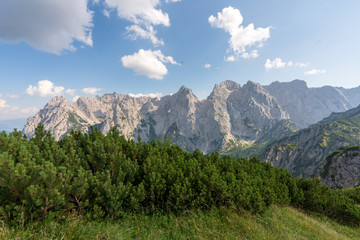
[
  {"xmin": 342, "ymin": 187, "xmax": 360, "ymax": 204},
  {"xmin": 297, "ymin": 178, "xmax": 360, "ymax": 225},
  {"xmin": 0, "ymin": 125, "xmax": 359, "ymax": 227}
]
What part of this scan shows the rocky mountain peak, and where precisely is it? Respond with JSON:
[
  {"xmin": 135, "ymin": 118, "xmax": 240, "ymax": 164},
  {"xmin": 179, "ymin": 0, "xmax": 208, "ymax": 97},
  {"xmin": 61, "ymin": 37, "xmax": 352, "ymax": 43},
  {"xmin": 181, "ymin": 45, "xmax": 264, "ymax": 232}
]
[
  {"xmin": 174, "ymin": 85, "xmax": 198, "ymax": 102},
  {"xmin": 219, "ymin": 80, "xmax": 241, "ymax": 91},
  {"xmin": 243, "ymin": 80, "xmax": 269, "ymax": 94},
  {"xmin": 45, "ymin": 96, "xmax": 69, "ymax": 108}
]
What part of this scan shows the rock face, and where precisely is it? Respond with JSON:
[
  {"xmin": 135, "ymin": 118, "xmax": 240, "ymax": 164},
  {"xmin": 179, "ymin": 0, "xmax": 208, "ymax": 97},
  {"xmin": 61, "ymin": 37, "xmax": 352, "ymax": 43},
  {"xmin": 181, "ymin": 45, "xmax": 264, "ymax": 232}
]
[
  {"xmin": 337, "ymin": 86, "xmax": 360, "ymax": 108},
  {"xmin": 316, "ymin": 146, "xmax": 360, "ymax": 189},
  {"xmin": 265, "ymin": 80, "xmax": 355, "ymax": 128},
  {"xmin": 23, "ymin": 79, "xmax": 360, "ymax": 154},
  {"xmin": 23, "ymin": 80, "xmax": 290, "ymax": 153},
  {"xmin": 261, "ymin": 105, "xmax": 360, "ymax": 178}
]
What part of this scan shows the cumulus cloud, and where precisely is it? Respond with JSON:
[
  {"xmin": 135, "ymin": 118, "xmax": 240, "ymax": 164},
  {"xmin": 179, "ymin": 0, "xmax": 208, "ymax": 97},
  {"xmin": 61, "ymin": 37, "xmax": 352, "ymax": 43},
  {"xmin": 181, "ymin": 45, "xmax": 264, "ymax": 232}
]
[
  {"xmin": 0, "ymin": 0, "xmax": 94, "ymax": 54},
  {"xmin": 104, "ymin": 0, "xmax": 179, "ymax": 46},
  {"xmin": 26, "ymin": 80, "xmax": 65, "ymax": 97},
  {"xmin": 121, "ymin": 49, "xmax": 179, "ymax": 79},
  {"xmin": 304, "ymin": 69, "xmax": 327, "ymax": 75},
  {"xmin": 81, "ymin": 87, "xmax": 103, "ymax": 95},
  {"xmin": 204, "ymin": 63, "xmax": 211, "ymax": 69},
  {"xmin": 209, "ymin": 6, "xmax": 270, "ymax": 61},
  {"xmin": 128, "ymin": 92, "xmax": 163, "ymax": 98}
]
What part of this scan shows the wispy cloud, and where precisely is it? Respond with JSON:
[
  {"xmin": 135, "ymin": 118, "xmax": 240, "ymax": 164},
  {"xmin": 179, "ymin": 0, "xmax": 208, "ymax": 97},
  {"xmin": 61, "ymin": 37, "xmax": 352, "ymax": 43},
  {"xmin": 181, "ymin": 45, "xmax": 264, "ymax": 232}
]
[
  {"xmin": 104, "ymin": 0, "xmax": 179, "ymax": 46},
  {"xmin": 81, "ymin": 87, "xmax": 103, "ymax": 95},
  {"xmin": 304, "ymin": 69, "xmax": 326, "ymax": 75}
]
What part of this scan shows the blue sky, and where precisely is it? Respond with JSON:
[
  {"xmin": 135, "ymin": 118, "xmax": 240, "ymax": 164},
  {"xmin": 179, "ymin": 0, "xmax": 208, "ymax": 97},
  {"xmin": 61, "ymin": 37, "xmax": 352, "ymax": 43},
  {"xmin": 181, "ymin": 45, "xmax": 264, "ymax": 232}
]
[{"xmin": 0, "ymin": 0, "xmax": 359, "ymax": 120}]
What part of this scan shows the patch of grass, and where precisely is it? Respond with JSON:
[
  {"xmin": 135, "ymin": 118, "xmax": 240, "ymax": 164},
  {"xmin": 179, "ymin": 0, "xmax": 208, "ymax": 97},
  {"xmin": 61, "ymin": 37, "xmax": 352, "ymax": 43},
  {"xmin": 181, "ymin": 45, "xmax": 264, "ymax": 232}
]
[{"xmin": 3, "ymin": 206, "xmax": 360, "ymax": 240}]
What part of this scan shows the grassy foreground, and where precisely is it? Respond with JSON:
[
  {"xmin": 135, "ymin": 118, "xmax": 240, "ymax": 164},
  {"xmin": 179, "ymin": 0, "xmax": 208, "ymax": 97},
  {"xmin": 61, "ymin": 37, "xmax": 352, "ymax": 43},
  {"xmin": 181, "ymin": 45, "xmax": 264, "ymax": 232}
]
[{"xmin": 2, "ymin": 206, "xmax": 360, "ymax": 240}]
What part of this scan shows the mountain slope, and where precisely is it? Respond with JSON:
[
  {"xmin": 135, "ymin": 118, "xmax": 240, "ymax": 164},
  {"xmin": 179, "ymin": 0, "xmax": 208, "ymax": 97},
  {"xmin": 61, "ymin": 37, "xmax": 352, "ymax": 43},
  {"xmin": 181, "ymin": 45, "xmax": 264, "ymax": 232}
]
[
  {"xmin": 317, "ymin": 146, "xmax": 360, "ymax": 189},
  {"xmin": 262, "ymin": 105, "xmax": 360, "ymax": 178}
]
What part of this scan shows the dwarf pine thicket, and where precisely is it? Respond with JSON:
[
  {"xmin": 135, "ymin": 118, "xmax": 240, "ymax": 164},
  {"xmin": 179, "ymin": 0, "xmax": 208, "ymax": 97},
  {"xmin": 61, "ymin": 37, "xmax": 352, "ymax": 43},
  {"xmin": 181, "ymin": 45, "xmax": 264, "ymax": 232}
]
[{"xmin": 0, "ymin": 124, "xmax": 360, "ymax": 227}]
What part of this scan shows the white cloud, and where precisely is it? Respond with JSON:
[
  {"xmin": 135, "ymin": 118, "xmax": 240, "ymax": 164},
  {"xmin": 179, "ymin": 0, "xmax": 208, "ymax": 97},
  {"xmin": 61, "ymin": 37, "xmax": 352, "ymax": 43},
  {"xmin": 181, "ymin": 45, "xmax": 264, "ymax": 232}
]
[
  {"xmin": 121, "ymin": 49, "xmax": 179, "ymax": 79},
  {"xmin": 104, "ymin": 0, "xmax": 179, "ymax": 46},
  {"xmin": 0, "ymin": 0, "xmax": 94, "ymax": 54},
  {"xmin": 204, "ymin": 63, "xmax": 211, "ymax": 69},
  {"xmin": 26, "ymin": 80, "xmax": 65, "ymax": 97},
  {"xmin": 241, "ymin": 50, "xmax": 259, "ymax": 59},
  {"xmin": 128, "ymin": 92, "xmax": 163, "ymax": 98},
  {"xmin": 265, "ymin": 58, "xmax": 288, "ymax": 70},
  {"xmin": 225, "ymin": 55, "xmax": 236, "ymax": 62},
  {"xmin": 103, "ymin": 9, "xmax": 111, "ymax": 18},
  {"xmin": 0, "ymin": 98, "xmax": 38, "ymax": 120},
  {"xmin": 209, "ymin": 6, "xmax": 270, "ymax": 61},
  {"xmin": 0, "ymin": 99, "xmax": 9, "ymax": 109},
  {"xmin": 296, "ymin": 62, "xmax": 310, "ymax": 68},
  {"xmin": 81, "ymin": 87, "xmax": 103, "ymax": 95},
  {"xmin": 104, "ymin": 0, "xmax": 170, "ymax": 26},
  {"xmin": 66, "ymin": 89, "xmax": 76, "ymax": 96},
  {"xmin": 0, "ymin": 105, "xmax": 38, "ymax": 120},
  {"xmin": 126, "ymin": 25, "xmax": 164, "ymax": 46},
  {"xmin": 265, "ymin": 59, "xmax": 311, "ymax": 70},
  {"xmin": 6, "ymin": 94, "xmax": 19, "ymax": 99},
  {"xmin": 304, "ymin": 69, "xmax": 327, "ymax": 75}
]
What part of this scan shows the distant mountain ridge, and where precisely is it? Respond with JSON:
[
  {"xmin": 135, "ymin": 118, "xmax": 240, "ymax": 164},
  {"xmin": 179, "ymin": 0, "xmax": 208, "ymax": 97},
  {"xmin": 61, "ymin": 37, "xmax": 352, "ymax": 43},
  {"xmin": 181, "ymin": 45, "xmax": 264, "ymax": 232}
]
[
  {"xmin": 23, "ymin": 80, "xmax": 360, "ymax": 154},
  {"xmin": 265, "ymin": 80, "xmax": 358, "ymax": 128}
]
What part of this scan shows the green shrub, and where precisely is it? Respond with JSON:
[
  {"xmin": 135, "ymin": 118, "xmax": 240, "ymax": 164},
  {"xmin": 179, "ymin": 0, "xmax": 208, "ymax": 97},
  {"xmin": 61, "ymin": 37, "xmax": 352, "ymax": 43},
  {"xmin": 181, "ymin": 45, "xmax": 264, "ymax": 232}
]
[{"xmin": 0, "ymin": 125, "xmax": 359, "ymax": 227}]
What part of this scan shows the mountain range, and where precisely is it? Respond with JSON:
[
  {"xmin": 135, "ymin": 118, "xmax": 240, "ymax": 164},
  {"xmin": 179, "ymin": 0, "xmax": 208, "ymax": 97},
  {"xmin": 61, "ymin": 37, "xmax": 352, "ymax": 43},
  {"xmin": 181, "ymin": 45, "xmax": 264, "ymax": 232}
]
[
  {"xmin": 21, "ymin": 79, "xmax": 360, "ymax": 187},
  {"xmin": 23, "ymin": 79, "xmax": 360, "ymax": 150}
]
